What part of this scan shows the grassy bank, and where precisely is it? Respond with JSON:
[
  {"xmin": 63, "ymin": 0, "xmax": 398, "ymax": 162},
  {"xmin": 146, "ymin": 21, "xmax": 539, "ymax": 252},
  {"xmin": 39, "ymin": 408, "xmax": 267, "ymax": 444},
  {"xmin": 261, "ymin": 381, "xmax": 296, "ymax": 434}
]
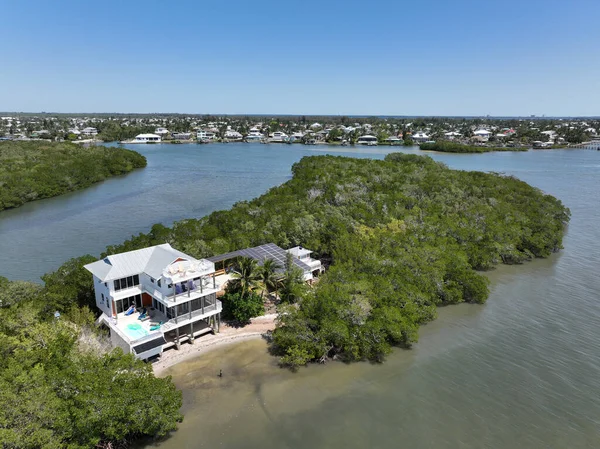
[
  {"xmin": 420, "ymin": 141, "xmax": 528, "ymax": 153},
  {"xmin": 0, "ymin": 141, "xmax": 147, "ymax": 211}
]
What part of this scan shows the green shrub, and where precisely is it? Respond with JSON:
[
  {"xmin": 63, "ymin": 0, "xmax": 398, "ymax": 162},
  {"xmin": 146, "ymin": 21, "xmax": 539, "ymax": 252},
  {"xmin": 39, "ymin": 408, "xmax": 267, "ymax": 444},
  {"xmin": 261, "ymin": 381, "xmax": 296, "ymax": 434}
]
[{"xmin": 222, "ymin": 291, "xmax": 264, "ymax": 324}]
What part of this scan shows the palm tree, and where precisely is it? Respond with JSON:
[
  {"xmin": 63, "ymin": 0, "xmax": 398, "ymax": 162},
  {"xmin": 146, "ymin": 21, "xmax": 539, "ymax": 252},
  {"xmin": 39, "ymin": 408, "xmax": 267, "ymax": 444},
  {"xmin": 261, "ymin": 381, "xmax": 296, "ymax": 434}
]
[
  {"xmin": 228, "ymin": 257, "xmax": 261, "ymax": 299},
  {"xmin": 260, "ymin": 258, "xmax": 282, "ymax": 299}
]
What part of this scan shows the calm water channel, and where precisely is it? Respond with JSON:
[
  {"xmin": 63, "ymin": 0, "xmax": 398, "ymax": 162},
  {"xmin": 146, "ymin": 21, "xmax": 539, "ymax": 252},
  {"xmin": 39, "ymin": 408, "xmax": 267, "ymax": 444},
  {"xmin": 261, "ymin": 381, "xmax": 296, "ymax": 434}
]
[
  {"xmin": 0, "ymin": 143, "xmax": 397, "ymax": 281},
  {"xmin": 1, "ymin": 143, "xmax": 599, "ymax": 448}
]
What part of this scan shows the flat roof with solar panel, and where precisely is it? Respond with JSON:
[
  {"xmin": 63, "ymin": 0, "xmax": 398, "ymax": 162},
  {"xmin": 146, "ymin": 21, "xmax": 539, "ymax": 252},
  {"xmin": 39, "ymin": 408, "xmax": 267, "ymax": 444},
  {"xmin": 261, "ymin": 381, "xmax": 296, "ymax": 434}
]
[{"xmin": 207, "ymin": 243, "xmax": 315, "ymax": 279}]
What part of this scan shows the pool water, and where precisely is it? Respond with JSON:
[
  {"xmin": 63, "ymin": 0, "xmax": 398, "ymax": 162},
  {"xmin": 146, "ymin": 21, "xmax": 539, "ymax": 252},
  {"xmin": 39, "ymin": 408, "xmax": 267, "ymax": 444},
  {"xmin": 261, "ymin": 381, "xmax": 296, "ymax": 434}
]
[{"xmin": 124, "ymin": 323, "xmax": 149, "ymax": 340}]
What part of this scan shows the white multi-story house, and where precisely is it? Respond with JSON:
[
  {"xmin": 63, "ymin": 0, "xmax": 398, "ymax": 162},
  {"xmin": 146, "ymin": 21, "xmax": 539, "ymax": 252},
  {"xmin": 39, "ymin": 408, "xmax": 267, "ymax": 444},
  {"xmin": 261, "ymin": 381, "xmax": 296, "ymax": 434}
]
[
  {"xmin": 246, "ymin": 128, "xmax": 265, "ymax": 141},
  {"xmin": 268, "ymin": 131, "xmax": 289, "ymax": 142},
  {"xmin": 197, "ymin": 130, "xmax": 216, "ymax": 141},
  {"xmin": 81, "ymin": 127, "xmax": 98, "ymax": 136},
  {"xmin": 287, "ymin": 246, "xmax": 322, "ymax": 276},
  {"xmin": 412, "ymin": 131, "xmax": 430, "ymax": 143},
  {"xmin": 224, "ymin": 130, "xmax": 243, "ymax": 140},
  {"xmin": 84, "ymin": 244, "xmax": 222, "ymax": 360}
]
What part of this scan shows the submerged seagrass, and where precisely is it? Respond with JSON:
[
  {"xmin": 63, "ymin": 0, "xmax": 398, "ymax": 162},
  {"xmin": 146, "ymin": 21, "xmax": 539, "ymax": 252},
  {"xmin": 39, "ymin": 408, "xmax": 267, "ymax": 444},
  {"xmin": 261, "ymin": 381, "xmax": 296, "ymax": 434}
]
[{"xmin": 0, "ymin": 140, "xmax": 147, "ymax": 210}]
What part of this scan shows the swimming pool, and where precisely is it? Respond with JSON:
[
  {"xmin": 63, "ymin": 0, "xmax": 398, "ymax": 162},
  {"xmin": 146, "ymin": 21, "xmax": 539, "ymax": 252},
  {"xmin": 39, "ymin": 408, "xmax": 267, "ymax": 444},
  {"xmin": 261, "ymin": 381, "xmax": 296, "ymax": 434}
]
[{"xmin": 124, "ymin": 323, "xmax": 149, "ymax": 340}]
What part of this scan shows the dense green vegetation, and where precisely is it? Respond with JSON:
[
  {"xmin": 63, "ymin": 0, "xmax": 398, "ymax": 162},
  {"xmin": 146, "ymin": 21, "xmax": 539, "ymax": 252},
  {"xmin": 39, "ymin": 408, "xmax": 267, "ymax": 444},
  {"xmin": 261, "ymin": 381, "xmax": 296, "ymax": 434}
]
[
  {"xmin": 420, "ymin": 141, "xmax": 528, "ymax": 153},
  {"xmin": 0, "ymin": 276, "xmax": 183, "ymax": 448},
  {"xmin": 0, "ymin": 141, "xmax": 147, "ymax": 211},
  {"xmin": 0, "ymin": 153, "xmax": 569, "ymax": 446},
  {"xmin": 47, "ymin": 154, "xmax": 568, "ymax": 365}
]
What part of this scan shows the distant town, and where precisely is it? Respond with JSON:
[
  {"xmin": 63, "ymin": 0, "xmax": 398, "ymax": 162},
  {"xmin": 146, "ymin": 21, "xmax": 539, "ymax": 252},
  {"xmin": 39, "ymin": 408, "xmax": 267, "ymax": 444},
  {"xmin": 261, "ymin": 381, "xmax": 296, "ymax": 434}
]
[{"xmin": 1, "ymin": 113, "xmax": 599, "ymax": 148}]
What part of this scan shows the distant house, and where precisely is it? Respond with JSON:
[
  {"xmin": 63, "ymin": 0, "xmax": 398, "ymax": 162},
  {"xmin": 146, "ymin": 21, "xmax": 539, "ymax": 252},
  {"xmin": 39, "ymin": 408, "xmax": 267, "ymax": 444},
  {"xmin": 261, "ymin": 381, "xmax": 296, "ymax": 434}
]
[
  {"xmin": 81, "ymin": 127, "xmax": 98, "ymax": 136},
  {"xmin": 444, "ymin": 131, "xmax": 461, "ymax": 140},
  {"xmin": 246, "ymin": 128, "xmax": 264, "ymax": 141},
  {"xmin": 310, "ymin": 122, "xmax": 322, "ymax": 130},
  {"xmin": 134, "ymin": 133, "xmax": 161, "ymax": 143},
  {"xmin": 473, "ymin": 129, "xmax": 491, "ymax": 142},
  {"xmin": 197, "ymin": 130, "xmax": 216, "ymax": 141},
  {"xmin": 290, "ymin": 132, "xmax": 305, "ymax": 142},
  {"xmin": 155, "ymin": 127, "xmax": 169, "ymax": 136},
  {"xmin": 412, "ymin": 131, "xmax": 430, "ymax": 143},
  {"xmin": 171, "ymin": 132, "xmax": 192, "ymax": 140},
  {"xmin": 269, "ymin": 131, "xmax": 289, "ymax": 142},
  {"xmin": 224, "ymin": 130, "xmax": 243, "ymax": 140},
  {"xmin": 357, "ymin": 134, "xmax": 378, "ymax": 145}
]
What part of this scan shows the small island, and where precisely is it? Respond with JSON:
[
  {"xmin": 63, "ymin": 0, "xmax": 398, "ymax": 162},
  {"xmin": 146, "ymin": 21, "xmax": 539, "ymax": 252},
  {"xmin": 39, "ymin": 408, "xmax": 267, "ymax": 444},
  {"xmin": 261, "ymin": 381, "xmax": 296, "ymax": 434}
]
[
  {"xmin": 419, "ymin": 141, "xmax": 528, "ymax": 153},
  {"xmin": 0, "ymin": 141, "xmax": 147, "ymax": 211},
  {"xmin": 0, "ymin": 153, "xmax": 569, "ymax": 447}
]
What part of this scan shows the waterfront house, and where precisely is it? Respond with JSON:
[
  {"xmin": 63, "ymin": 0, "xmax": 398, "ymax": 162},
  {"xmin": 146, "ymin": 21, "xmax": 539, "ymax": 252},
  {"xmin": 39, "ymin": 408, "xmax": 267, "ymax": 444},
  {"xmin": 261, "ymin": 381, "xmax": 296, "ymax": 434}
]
[
  {"xmin": 412, "ymin": 131, "xmax": 430, "ymax": 143},
  {"xmin": 171, "ymin": 132, "xmax": 192, "ymax": 140},
  {"xmin": 290, "ymin": 132, "xmax": 305, "ymax": 142},
  {"xmin": 84, "ymin": 244, "xmax": 223, "ymax": 360},
  {"xmin": 225, "ymin": 130, "xmax": 243, "ymax": 140},
  {"xmin": 197, "ymin": 130, "xmax": 216, "ymax": 141},
  {"xmin": 444, "ymin": 131, "xmax": 461, "ymax": 140},
  {"xmin": 269, "ymin": 131, "xmax": 289, "ymax": 142},
  {"xmin": 246, "ymin": 129, "xmax": 265, "ymax": 141},
  {"xmin": 357, "ymin": 134, "xmax": 378, "ymax": 145},
  {"xmin": 473, "ymin": 129, "xmax": 491, "ymax": 142},
  {"xmin": 81, "ymin": 127, "xmax": 98, "ymax": 136},
  {"xmin": 134, "ymin": 133, "xmax": 161, "ymax": 143},
  {"xmin": 154, "ymin": 127, "xmax": 169, "ymax": 136}
]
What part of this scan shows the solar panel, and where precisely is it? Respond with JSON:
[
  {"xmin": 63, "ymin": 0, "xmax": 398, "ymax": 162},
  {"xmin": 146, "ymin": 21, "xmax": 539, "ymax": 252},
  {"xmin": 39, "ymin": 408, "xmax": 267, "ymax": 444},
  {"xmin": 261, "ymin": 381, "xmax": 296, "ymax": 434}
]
[{"xmin": 207, "ymin": 243, "xmax": 313, "ymax": 274}]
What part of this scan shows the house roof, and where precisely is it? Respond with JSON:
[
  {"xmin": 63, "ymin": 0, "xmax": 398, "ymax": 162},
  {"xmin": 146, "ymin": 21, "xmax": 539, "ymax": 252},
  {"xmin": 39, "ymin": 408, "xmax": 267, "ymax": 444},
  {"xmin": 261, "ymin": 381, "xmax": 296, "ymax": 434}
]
[
  {"xmin": 207, "ymin": 243, "xmax": 312, "ymax": 274},
  {"xmin": 288, "ymin": 246, "xmax": 312, "ymax": 258},
  {"xmin": 84, "ymin": 243, "xmax": 197, "ymax": 282},
  {"xmin": 136, "ymin": 133, "xmax": 161, "ymax": 138}
]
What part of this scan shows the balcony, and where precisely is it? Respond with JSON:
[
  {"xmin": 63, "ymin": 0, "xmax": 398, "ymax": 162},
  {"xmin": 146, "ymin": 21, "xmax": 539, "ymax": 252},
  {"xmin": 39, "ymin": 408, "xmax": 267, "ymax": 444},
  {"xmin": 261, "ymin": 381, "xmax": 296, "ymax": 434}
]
[{"xmin": 143, "ymin": 277, "xmax": 222, "ymax": 306}]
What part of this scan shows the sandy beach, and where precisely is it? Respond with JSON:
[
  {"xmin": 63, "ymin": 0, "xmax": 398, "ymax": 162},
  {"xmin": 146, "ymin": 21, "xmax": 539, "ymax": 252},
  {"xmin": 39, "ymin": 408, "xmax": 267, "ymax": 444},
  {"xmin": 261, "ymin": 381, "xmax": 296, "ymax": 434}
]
[{"xmin": 152, "ymin": 313, "xmax": 277, "ymax": 376}]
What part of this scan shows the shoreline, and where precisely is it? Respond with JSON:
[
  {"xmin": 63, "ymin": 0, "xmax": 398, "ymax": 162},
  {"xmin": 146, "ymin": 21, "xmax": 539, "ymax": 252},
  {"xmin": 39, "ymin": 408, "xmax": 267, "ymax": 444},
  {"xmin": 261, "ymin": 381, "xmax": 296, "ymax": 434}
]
[{"xmin": 152, "ymin": 313, "xmax": 277, "ymax": 376}]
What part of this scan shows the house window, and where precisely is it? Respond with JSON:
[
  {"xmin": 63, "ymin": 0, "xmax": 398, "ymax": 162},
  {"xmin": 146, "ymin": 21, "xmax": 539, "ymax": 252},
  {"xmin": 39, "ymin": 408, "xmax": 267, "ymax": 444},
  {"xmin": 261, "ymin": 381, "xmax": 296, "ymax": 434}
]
[
  {"xmin": 158, "ymin": 279, "xmax": 162, "ymax": 287},
  {"xmin": 113, "ymin": 275, "xmax": 141, "ymax": 292},
  {"xmin": 150, "ymin": 278, "xmax": 155, "ymax": 284},
  {"xmin": 101, "ymin": 293, "xmax": 105, "ymax": 305}
]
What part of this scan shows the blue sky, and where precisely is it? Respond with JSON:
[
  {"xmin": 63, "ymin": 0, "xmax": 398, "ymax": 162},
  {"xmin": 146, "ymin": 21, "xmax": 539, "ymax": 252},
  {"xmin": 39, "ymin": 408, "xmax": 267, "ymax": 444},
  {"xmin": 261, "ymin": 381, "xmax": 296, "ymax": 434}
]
[{"xmin": 1, "ymin": 0, "xmax": 599, "ymax": 116}]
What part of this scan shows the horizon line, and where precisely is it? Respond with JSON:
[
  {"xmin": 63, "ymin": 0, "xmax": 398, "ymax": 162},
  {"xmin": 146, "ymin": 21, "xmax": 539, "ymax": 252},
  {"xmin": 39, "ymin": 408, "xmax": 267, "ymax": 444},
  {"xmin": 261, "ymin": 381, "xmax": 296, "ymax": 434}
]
[{"xmin": 1, "ymin": 111, "xmax": 599, "ymax": 119}]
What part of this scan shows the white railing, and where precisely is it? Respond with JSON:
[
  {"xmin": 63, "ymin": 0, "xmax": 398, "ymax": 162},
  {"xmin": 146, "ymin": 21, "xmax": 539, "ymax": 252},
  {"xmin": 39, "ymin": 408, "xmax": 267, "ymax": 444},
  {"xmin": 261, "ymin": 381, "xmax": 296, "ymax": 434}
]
[
  {"xmin": 143, "ymin": 280, "xmax": 221, "ymax": 304},
  {"xmin": 162, "ymin": 300, "xmax": 222, "ymax": 331}
]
